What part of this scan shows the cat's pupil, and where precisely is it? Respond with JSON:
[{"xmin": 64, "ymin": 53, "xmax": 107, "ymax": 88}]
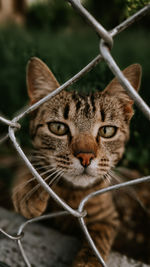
[
  {"xmin": 48, "ymin": 122, "xmax": 68, "ymax": 136},
  {"xmin": 99, "ymin": 126, "xmax": 117, "ymax": 138}
]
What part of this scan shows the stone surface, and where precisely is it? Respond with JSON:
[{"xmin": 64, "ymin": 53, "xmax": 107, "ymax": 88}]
[
  {"xmin": 0, "ymin": 208, "xmax": 149, "ymax": 267},
  {"xmin": 107, "ymin": 253, "xmax": 149, "ymax": 267}
]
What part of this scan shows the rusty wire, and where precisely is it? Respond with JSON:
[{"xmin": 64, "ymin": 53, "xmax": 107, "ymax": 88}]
[{"xmin": 0, "ymin": 1, "xmax": 150, "ymax": 267}]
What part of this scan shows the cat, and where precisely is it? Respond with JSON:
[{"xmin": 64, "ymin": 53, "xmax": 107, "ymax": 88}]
[{"xmin": 12, "ymin": 57, "xmax": 141, "ymax": 266}]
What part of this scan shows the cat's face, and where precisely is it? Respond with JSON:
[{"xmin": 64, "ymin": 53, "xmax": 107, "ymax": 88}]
[{"xmin": 27, "ymin": 58, "xmax": 141, "ymax": 188}]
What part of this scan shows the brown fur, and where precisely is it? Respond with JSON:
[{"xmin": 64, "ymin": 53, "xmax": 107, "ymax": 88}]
[{"xmin": 12, "ymin": 57, "xmax": 142, "ymax": 266}]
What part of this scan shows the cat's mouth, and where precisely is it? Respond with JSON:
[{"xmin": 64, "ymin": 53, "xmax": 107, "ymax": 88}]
[
  {"xmin": 82, "ymin": 168, "xmax": 90, "ymax": 175},
  {"xmin": 62, "ymin": 166, "xmax": 101, "ymax": 187},
  {"xmin": 64, "ymin": 172, "xmax": 100, "ymax": 187},
  {"xmin": 79, "ymin": 170, "xmax": 98, "ymax": 180}
]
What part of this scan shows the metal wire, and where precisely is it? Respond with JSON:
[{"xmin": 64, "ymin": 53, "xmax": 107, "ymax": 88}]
[
  {"xmin": 100, "ymin": 40, "xmax": 150, "ymax": 120},
  {"xmin": 11, "ymin": 54, "xmax": 103, "ymax": 123},
  {"xmin": 0, "ymin": 228, "xmax": 23, "ymax": 241},
  {"xmin": 0, "ymin": 133, "xmax": 9, "ymax": 144},
  {"xmin": 67, "ymin": 0, "xmax": 113, "ymax": 49},
  {"xmin": 0, "ymin": 116, "xmax": 20, "ymax": 128},
  {"xmin": 110, "ymin": 4, "xmax": 150, "ymax": 37},
  {"xmin": 17, "ymin": 211, "xmax": 69, "ymax": 267},
  {"xmin": 9, "ymin": 126, "xmax": 86, "ymax": 218},
  {"xmin": 0, "ymin": 2, "xmax": 150, "ymax": 267}
]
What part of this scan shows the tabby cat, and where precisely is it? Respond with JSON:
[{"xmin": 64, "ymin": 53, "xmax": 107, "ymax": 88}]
[{"xmin": 12, "ymin": 57, "xmax": 141, "ymax": 266}]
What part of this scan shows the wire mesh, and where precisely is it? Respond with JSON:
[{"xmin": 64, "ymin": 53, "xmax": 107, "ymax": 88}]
[{"xmin": 0, "ymin": 1, "xmax": 150, "ymax": 267}]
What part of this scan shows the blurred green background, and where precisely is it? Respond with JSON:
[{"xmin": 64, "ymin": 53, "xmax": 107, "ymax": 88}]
[{"xmin": 0, "ymin": 0, "xmax": 150, "ymax": 203}]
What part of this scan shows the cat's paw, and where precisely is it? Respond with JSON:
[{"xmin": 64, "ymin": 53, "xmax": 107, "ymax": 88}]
[
  {"xmin": 13, "ymin": 190, "xmax": 49, "ymax": 219},
  {"xmin": 12, "ymin": 172, "xmax": 50, "ymax": 219}
]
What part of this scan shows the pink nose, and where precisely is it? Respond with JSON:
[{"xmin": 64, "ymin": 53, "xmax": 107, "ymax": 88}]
[{"xmin": 76, "ymin": 152, "xmax": 95, "ymax": 167}]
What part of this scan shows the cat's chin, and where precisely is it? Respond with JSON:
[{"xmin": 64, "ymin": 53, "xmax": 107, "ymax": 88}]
[{"xmin": 63, "ymin": 173, "xmax": 102, "ymax": 188}]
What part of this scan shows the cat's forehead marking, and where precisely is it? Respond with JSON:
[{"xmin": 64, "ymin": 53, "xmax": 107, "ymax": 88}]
[
  {"xmin": 36, "ymin": 91, "xmax": 125, "ymax": 130},
  {"xmin": 99, "ymin": 95, "xmax": 126, "ymax": 125},
  {"xmin": 63, "ymin": 103, "xmax": 70, "ymax": 120},
  {"xmin": 70, "ymin": 92, "xmax": 97, "ymax": 119}
]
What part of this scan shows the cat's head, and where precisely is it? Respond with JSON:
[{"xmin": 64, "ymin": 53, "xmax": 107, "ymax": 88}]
[{"xmin": 27, "ymin": 57, "xmax": 141, "ymax": 188}]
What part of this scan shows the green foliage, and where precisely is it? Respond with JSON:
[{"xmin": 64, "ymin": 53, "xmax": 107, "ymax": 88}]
[
  {"xmin": 112, "ymin": 29, "xmax": 150, "ymax": 174},
  {"xmin": 0, "ymin": 24, "xmax": 149, "ymax": 174},
  {"xmin": 126, "ymin": 0, "xmax": 150, "ymax": 16},
  {"xmin": 26, "ymin": 0, "xmax": 73, "ymax": 30},
  {"xmin": 25, "ymin": 0, "xmax": 150, "ymax": 31},
  {"xmin": 86, "ymin": 0, "xmax": 127, "ymax": 27}
]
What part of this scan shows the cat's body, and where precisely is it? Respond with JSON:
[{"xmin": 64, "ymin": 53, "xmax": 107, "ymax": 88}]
[{"xmin": 12, "ymin": 58, "xmax": 141, "ymax": 266}]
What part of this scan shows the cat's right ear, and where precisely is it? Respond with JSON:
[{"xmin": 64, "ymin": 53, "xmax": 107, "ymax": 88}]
[
  {"xmin": 102, "ymin": 64, "xmax": 142, "ymax": 121},
  {"xmin": 27, "ymin": 57, "xmax": 60, "ymax": 105}
]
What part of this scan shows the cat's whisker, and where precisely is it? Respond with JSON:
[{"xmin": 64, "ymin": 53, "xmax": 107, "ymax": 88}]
[
  {"xmin": 18, "ymin": 167, "xmax": 59, "ymax": 204},
  {"xmin": 20, "ymin": 173, "xmax": 55, "ymax": 205},
  {"xmin": 31, "ymin": 154, "xmax": 57, "ymax": 160},
  {"xmin": 31, "ymin": 161, "xmax": 41, "ymax": 166},
  {"xmin": 49, "ymin": 170, "xmax": 64, "ymax": 187},
  {"xmin": 39, "ymin": 167, "xmax": 57, "ymax": 177},
  {"xmin": 32, "ymin": 150, "xmax": 69, "ymax": 158},
  {"xmin": 31, "ymin": 157, "xmax": 46, "ymax": 162},
  {"xmin": 109, "ymin": 170, "xmax": 149, "ymax": 213},
  {"xmin": 31, "ymin": 156, "xmax": 58, "ymax": 166},
  {"xmin": 35, "ymin": 167, "xmax": 58, "ymax": 177},
  {"xmin": 34, "ymin": 165, "xmax": 51, "ymax": 171},
  {"xmin": 109, "ymin": 170, "xmax": 123, "ymax": 184},
  {"xmin": 48, "ymin": 155, "xmax": 61, "ymax": 159},
  {"xmin": 108, "ymin": 170, "xmax": 148, "ymax": 212},
  {"xmin": 103, "ymin": 172, "xmax": 111, "ymax": 184},
  {"xmin": 20, "ymin": 183, "xmax": 41, "ymax": 205},
  {"xmin": 38, "ymin": 169, "xmax": 64, "ymax": 199},
  {"xmin": 31, "ymin": 154, "xmax": 46, "ymax": 158},
  {"xmin": 31, "ymin": 158, "xmax": 45, "ymax": 163},
  {"xmin": 12, "ymin": 176, "xmax": 37, "ymax": 196},
  {"xmin": 105, "ymin": 173, "xmax": 110, "ymax": 183},
  {"xmin": 49, "ymin": 175, "xmax": 62, "ymax": 188},
  {"xmin": 43, "ymin": 168, "xmax": 62, "ymax": 183},
  {"xmin": 31, "ymin": 168, "xmax": 62, "ymax": 200},
  {"xmin": 12, "ymin": 168, "xmax": 54, "ymax": 196},
  {"xmin": 34, "ymin": 163, "xmax": 44, "ymax": 168},
  {"xmin": 32, "ymin": 153, "xmax": 71, "ymax": 164}
]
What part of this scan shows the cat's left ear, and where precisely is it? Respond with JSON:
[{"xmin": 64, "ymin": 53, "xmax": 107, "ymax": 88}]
[
  {"xmin": 103, "ymin": 64, "xmax": 142, "ymax": 120},
  {"xmin": 27, "ymin": 57, "xmax": 60, "ymax": 104}
]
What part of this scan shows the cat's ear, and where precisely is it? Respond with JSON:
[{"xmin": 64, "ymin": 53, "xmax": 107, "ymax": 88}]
[
  {"xmin": 103, "ymin": 64, "xmax": 142, "ymax": 120},
  {"xmin": 104, "ymin": 64, "xmax": 142, "ymax": 95},
  {"xmin": 27, "ymin": 57, "xmax": 60, "ymax": 104}
]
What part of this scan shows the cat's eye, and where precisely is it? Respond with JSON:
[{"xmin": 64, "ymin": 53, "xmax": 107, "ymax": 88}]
[
  {"xmin": 48, "ymin": 122, "xmax": 69, "ymax": 136},
  {"xmin": 99, "ymin": 126, "xmax": 117, "ymax": 138}
]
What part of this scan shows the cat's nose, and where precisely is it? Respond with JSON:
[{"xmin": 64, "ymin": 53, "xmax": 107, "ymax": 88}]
[{"xmin": 76, "ymin": 152, "xmax": 95, "ymax": 167}]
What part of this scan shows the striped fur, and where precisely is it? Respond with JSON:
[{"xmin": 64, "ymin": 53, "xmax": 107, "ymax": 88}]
[{"xmin": 12, "ymin": 58, "xmax": 142, "ymax": 266}]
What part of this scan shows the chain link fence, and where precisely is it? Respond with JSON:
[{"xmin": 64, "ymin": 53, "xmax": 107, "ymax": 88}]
[{"xmin": 0, "ymin": 1, "xmax": 150, "ymax": 267}]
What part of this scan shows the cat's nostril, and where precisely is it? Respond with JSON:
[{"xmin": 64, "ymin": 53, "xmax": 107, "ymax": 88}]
[{"xmin": 76, "ymin": 152, "xmax": 95, "ymax": 167}]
